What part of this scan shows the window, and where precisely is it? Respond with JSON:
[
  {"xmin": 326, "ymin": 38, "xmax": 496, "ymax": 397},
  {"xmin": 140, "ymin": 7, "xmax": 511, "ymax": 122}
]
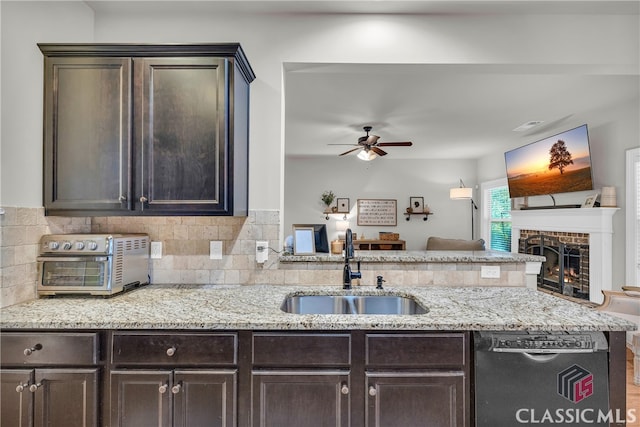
[
  {"xmin": 627, "ymin": 147, "xmax": 640, "ymax": 286},
  {"xmin": 481, "ymin": 178, "xmax": 512, "ymax": 252}
]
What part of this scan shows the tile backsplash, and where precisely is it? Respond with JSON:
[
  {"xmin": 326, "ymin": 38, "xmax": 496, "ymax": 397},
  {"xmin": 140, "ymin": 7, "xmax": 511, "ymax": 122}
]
[
  {"xmin": 0, "ymin": 207, "xmax": 91, "ymax": 307},
  {"xmin": 0, "ymin": 207, "xmax": 280, "ymax": 308}
]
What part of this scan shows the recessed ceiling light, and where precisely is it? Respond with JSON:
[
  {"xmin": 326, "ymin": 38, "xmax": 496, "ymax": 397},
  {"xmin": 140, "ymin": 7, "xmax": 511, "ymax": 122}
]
[{"xmin": 512, "ymin": 121, "xmax": 544, "ymax": 132}]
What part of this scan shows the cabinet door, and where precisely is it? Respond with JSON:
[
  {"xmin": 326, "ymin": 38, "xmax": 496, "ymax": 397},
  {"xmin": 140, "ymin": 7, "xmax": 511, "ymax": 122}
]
[
  {"xmin": 110, "ymin": 370, "xmax": 172, "ymax": 427},
  {"xmin": 0, "ymin": 369, "xmax": 33, "ymax": 427},
  {"xmin": 173, "ymin": 370, "xmax": 237, "ymax": 427},
  {"xmin": 134, "ymin": 57, "xmax": 229, "ymax": 214},
  {"xmin": 252, "ymin": 371, "xmax": 350, "ymax": 427},
  {"xmin": 366, "ymin": 372, "xmax": 466, "ymax": 427},
  {"xmin": 33, "ymin": 369, "xmax": 99, "ymax": 427},
  {"xmin": 43, "ymin": 56, "xmax": 132, "ymax": 214}
]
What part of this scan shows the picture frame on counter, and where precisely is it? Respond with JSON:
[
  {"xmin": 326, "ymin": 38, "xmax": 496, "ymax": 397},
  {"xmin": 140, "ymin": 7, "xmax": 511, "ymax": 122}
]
[{"xmin": 292, "ymin": 225, "xmax": 316, "ymax": 255}]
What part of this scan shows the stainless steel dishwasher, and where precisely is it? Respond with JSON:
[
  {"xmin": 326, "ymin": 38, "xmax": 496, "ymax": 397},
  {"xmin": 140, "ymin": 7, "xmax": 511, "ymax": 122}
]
[{"xmin": 474, "ymin": 331, "xmax": 610, "ymax": 426}]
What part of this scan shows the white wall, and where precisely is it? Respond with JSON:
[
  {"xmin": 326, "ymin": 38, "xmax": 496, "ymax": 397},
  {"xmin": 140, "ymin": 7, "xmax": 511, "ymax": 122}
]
[
  {"xmin": 284, "ymin": 157, "xmax": 478, "ymax": 249},
  {"xmin": 0, "ymin": 1, "xmax": 95, "ymax": 207},
  {"xmin": 0, "ymin": 2, "xmax": 637, "ymax": 285}
]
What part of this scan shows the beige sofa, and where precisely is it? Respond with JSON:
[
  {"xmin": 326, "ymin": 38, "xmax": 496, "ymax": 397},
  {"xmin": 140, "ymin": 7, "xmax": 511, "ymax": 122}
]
[{"xmin": 426, "ymin": 236, "xmax": 486, "ymax": 251}]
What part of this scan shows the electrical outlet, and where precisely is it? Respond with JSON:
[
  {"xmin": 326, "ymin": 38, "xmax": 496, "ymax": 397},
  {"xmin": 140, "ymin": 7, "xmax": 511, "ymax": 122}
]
[
  {"xmin": 256, "ymin": 241, "xmax": 268, "ymax": 263},
  {"xmin": 481, "ymin": 265, "xmax": 501, "ymax": 279},
  {"xmin": 210, "ymin": 241, "xmax": 223, "ymax": 260},
  {"xmin": 150, "ymin": 241, "xmax": 163, "ymax": 259}
]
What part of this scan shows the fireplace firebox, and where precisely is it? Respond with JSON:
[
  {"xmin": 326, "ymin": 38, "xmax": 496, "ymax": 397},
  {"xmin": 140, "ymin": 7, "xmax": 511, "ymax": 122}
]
[{"xmin": 520, "ymin": 233, "xmax": 590, "ymax": 300}]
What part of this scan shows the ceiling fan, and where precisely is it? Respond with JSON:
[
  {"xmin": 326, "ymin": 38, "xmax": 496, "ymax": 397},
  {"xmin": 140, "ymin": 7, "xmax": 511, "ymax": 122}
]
[{"xmin": 330, "ymin": 126, "xmax": 413, "ymax": 160}]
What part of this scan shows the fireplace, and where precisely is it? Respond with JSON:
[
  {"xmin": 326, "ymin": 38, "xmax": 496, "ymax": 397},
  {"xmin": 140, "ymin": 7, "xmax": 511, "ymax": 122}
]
[
  {"xmin": 520, "ymin": 231, "xmax": 590, "ymax": 300},
  {"xmin": 511, "ymin": 207, "xmax": 618, "ymax": 303}
]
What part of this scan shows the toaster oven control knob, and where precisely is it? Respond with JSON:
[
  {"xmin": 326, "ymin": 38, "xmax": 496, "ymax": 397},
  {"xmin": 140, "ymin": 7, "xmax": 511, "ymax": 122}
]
[
  {"xmin": 87, "ymin": 241, "xmax": 98, "ymax": 250},
  {"xmin": 75, "ymin": 241, "xmax": 85, "ymax": 250},
  {"xmin": 62, "ymin": 241, "xmax": 72, "ymax": 250},
  {"xmin": 48, "ymin": 241, "xmax": 59, "ymax": 250}
]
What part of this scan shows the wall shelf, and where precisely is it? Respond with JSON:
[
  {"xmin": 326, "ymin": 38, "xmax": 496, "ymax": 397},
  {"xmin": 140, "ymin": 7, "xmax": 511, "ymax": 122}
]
[{"xmin": 404, "ymin": 212, "xmax": 433, "ymax": 221}]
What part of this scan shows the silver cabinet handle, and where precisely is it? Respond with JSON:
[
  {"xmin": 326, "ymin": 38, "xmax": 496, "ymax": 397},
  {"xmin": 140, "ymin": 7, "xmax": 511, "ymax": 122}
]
[
  {"xmin": 340, "ymin": 384, "xmax": 349, "ymax": 395},
  {"xmin": 368, "ymin": 386, "xmax": 377, "ymax": 396},
  {"xmin": 159, "ymin": 384, "xmax": 168, "ymax": 394},
  {"xmin": 166, "ymin": 347, "xmax": 176, "ymax": 357},
  {"xmin": 16, "ymin": 382, "xmax": 29, "ymax": 393},
  {"xmin": 171, "ymin": 383, "xmax": 182, "ymax": 394},
  {"xmin": 139, "ymin": 196, "xmax": 148, "ymax": 203},
  {"xmin": 29, "ymin": 382, "xmax": 42, "ymax": 393},
  {"xmin": 119, "ymin": 195, "xmax": 127, "ymax": 202},
  {"xmin": 23, "ymin": 344, "xmax": 42, "ymax": 356}
]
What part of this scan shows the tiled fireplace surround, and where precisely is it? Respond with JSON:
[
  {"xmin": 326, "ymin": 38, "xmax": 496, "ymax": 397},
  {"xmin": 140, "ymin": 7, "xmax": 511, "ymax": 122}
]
[{"xmin": 3, "ymin": 207, "xmax": 535, "ymax": 308}]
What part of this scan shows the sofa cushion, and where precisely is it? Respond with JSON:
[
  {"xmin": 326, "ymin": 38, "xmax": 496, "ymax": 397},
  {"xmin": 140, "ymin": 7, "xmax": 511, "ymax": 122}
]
[{"xmin": 426, "ymin": 236, "xmax": 486, "ymax": 251}]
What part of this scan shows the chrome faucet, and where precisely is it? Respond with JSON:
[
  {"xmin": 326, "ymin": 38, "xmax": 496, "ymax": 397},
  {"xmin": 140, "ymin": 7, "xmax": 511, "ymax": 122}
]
[{"xmin": 343, "ymin": 229, "xmax": 361, "ymax": 289}]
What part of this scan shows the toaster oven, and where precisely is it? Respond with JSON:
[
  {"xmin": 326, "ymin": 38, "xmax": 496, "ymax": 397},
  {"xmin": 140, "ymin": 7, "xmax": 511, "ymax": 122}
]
[{"xmin": 37, "ymin": 234, "xmax": 150, "ymax": 296}]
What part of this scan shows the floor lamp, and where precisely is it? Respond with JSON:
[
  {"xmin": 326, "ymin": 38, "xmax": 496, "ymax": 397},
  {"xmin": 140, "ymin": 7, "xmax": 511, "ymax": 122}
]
[{"xmin": 449, "ymin": 179, "xmax": 478, "ymax": 240}]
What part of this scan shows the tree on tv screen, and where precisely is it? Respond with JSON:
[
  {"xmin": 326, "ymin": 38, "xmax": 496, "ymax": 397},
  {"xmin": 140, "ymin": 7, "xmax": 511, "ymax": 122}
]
[{"xmin": 548, "ymin": 140, "xmax": 574, "ymax": 174}]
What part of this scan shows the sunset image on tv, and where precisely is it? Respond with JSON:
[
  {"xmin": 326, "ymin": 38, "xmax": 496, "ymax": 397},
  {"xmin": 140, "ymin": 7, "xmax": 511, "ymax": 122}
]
[{"xmin": 504, "ymin": 124, "xmax": 594, "ymax": 198}]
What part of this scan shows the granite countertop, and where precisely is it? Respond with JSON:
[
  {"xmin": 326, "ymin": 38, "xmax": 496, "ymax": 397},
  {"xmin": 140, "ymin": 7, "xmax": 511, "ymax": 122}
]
[
  {"xmin": 279, "ymin": 250, "xmax": 545, "ymax": 263},
  {"xmin": 0, "ymin": 284, "xmax": 634, "ymax": 331}
]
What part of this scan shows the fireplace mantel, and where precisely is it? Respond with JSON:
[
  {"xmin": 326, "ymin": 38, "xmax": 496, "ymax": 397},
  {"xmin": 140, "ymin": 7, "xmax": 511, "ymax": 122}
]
[{"xmin": 511, "ymin": 207, "xmax": 619, "ymax": 303}]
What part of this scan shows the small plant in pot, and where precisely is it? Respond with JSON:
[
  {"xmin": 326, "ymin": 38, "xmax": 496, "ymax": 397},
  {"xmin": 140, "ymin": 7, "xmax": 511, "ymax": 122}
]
[{"xmin": 321, "ymin": 190, "xmax": 337, "ymax": 212}]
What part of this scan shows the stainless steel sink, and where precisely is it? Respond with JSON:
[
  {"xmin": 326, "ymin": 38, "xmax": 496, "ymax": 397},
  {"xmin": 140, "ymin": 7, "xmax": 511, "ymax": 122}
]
[{"xmin": 280, "ymin": 294, "xmax": 428, "ymax": 315}]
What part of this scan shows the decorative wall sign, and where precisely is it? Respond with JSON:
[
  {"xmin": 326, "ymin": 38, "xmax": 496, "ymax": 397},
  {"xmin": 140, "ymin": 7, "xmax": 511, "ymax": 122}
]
[{"xmin": 357, "ymin": 199, "xmax": 397, "ymax": 226}]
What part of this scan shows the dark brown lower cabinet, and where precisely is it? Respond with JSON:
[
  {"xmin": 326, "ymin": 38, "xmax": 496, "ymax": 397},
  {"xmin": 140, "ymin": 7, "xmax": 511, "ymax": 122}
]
[
  {"xmin": 251, "ymin": 371, "xmax": 350, "ymax": 427},
  {"xmin": 365, "ymin": 372, "xmax": 465, "ymax": 427},
  {"xmin": 110, "ymin": 369, "xmax": 236, "ymax": 427},
  {"xmin": 1, "ymin": 368, "xmax": 99, "ymax": 427}
]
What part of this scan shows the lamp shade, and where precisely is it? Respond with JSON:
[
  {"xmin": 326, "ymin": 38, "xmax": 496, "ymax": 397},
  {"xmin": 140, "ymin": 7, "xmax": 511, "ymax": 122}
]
[{"xmin": 450, "ymin": 187, "xmax": 473, "ymax": 200}]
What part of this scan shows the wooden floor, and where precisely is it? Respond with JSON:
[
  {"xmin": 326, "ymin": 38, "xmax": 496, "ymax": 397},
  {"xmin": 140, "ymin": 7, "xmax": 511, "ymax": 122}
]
[{"xmin": 627, "ymin": 348, "xmax": 639, "ymax": 426}]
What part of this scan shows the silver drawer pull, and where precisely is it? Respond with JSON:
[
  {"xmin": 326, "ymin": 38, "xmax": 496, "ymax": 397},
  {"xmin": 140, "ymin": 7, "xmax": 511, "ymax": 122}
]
[
  {"xmin": 16, "ymin": 382, "xmax": 29, "ymax": 393},
  {"xmin": 368, "ymin": 386, "xmax": 377, "ymax": 397},
  {"xmin": 171, "ymin": 384, "xmax": 182, "ymax": 394},
  {"xmin": 29, "ymin": 382, "xmax": 42, "ymax": 393},
  {"xmin": 340, "ymin": 384, "xmax": 349, "ymax": 395},
  {"xmin": 159, "ymin": 384, "xmax": 168, "ymax": 394},
  {"xmin": 166, "ymin": 347, "xmax": 176, "ymax": 357},
  {"xmin": 23, "ymin": 343, "xmax": 42, "ymax": 356}
]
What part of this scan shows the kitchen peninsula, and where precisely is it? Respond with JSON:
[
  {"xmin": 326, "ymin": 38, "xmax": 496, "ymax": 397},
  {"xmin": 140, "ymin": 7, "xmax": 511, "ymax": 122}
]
[
  {"xmin": 0, "ymin": 284, "xmax": 635, "ymax": 426},
  {"xmin": 279, "ymin": 249, "xmax": 545, "ymax": 289}
]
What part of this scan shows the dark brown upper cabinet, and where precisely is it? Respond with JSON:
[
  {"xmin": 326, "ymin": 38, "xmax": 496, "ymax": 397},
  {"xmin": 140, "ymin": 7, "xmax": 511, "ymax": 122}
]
[{"xmin": 39, "ymin": 44, "xmax": 255, "ymax": 216}]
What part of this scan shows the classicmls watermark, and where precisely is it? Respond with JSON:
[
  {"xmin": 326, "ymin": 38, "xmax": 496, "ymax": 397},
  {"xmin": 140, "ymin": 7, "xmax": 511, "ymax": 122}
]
[
  {"xmin": 558, "ymin": 364, "xmax": 594, "ymax": 403},
  {"xmin": 513, "ymin": 364, "xmax": 638, "ymax": 424},
  {"xmin": 515, "ymin": 408, "xmax": 637, "ymax": 424}
]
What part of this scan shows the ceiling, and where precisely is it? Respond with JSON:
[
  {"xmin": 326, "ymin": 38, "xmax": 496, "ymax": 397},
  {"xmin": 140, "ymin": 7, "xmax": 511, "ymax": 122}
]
[
  {"xmin": 84, "ymin": 0, "xmax": 639, "ymax": 161},
  {"xmin": 284, "ymin": 63, "xmax": 638, "ymax": 160}
]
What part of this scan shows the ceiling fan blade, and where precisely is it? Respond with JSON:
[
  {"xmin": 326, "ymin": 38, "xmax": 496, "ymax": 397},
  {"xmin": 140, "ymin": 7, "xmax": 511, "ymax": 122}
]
[
  {"xmin": 328, "ymin": 143, "xmax": 359, "ymax": 146},
  {"xmin": 377, "ymin": 141, "xmax": 413, "ymax": 147},
  {"xmin": 371, "ymin": 147, "xmax": 387, "ymax": 156},
  {"xmin": 339, "ymin": 147, "xmax": 362, "ymax": 156}
]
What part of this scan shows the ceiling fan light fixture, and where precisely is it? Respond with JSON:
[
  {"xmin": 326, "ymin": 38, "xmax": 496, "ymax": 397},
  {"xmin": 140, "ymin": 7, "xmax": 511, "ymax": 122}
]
[{"xmin": 357, "ymin": 149, "xmax": 378, "ymax": 161}]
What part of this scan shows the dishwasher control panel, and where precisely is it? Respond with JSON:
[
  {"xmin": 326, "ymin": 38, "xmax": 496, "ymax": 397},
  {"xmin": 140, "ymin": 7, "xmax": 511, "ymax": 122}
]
[{"xmin": 476, "ymin": 331, "xmax": 608, "ymax": 353}]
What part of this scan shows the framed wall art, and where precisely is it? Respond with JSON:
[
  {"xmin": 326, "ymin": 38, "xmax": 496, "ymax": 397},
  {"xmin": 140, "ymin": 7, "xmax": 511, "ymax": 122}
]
[
  {"xmin": 409, "ymin": 196, "xmax": 424, "ymax": 213},
  {"xmin": 336, "ymin": 198, "xmax": 350, "ymax": 213},
  {"xmin": 357, "ymin": 199, "xmax": 397, "ymax": 226}
]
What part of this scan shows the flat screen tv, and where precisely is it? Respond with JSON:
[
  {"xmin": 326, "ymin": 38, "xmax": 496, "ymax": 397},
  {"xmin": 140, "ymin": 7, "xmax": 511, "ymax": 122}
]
[
  {"xmin": 293, "ymin": 224, "xmax": 329, "ymax": 253},
  {"xmin": 504, "ymin": 124, "xmax": 594, "ymax": 199}
]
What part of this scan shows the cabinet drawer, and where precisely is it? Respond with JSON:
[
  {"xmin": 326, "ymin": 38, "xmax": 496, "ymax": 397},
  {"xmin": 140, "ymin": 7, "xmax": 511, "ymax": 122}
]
[
  {"xmin": 366, "ymin": 333, "xmax": 467, "ymax": 368},
  {"xmin": 0, "ymin": 332, "xmax": 99, "ymax": 366},
  {"xmin": 252, "ymin": 333, "xmax": 351, "ymax": 367},
  {"xmin": 111, "ymin": 332, "xmax": 237, "ymax": 366}
]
